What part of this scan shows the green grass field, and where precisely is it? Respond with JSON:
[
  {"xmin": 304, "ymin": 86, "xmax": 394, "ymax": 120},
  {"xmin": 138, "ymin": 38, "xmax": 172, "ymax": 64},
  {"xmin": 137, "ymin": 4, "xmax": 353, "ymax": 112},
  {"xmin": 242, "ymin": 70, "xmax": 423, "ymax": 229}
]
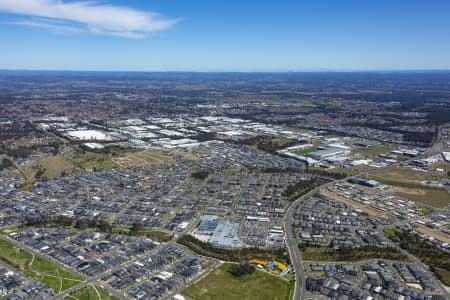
[
  {"xmin": 432, "ymin": 161, "xmax": 450, "ymax": 172},
  {"xmin": 19, "ymin": 151, "xmax": 119, "ymax": 187},
  {"xmin": 0, "ymin": 239, "xmax": 32, "ymax": 269},
  {"xmin": 20, "ymin": 155, "xmax": 75, "ymax": 187},
  {"xmin": 371, "ymin": 166, "xmax": 434, "ymax": 182},
  {"xmin": 394, "ymin": 188, "xmax": 450, "ymax": 208},
  {"xmin": 369, "ymin": 166, "xmax": 450, "ymax": 208},
  {"xmin": 67, "ymin": 152, "xmax": 118, "ymax": 170},
  {"xmin": 417, "ymin": 206, "xmax": 435, "ymax": 215},
  {"xmin": 0, "ymin": 238, "xmax": 84, "ymax": 292},
  {"xmin": 353, "ymin": 145, "xmax": 393, "ymax": 157},
  {"xmin": 182, "ymin": 263, "xmax": 293, "ymax": 300},
  {"xmin": 0, "ymin": 226, "xmax": 22, "ymax": 235},
  {"xmin": 430, "ymin": 162, "xmax": 450, "ymax": 179},
  {"xmin": 384, "ymin": 228, "xmax": 397, "ymax": 239},
  {"xmin": 293, "ymin": 148, "xmax": 316, "ymax": 156},
  {"xmin": 435, "ymin": 268, "xmax": 450, "ymax": 287},
  {"xmin": 65, "ymin": 285, "xmax": 119, "ymax": 300}
]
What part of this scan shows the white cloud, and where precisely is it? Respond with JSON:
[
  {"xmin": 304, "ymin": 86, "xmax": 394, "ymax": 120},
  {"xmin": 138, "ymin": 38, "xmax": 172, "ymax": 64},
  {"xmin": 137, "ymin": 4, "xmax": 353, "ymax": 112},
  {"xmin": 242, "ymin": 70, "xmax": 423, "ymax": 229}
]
[
  {"xmin": 9, "ymin": 19, "xmax": 85, "ymax": 34},
  {"xmin": 0, "ymin": 0, "xmax": 177, "ymax": 38}
]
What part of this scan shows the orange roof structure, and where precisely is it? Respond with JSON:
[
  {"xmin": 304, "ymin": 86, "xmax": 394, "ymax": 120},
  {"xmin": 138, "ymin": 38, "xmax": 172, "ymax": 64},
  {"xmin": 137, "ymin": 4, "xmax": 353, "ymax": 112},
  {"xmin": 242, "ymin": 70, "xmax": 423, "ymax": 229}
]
[
  {"xmin": 250, "ymin": 258, "xmax": 268, "ymax": 266},
  {"xmin": 276, "ymin": 262, "xmax": 287, "ymax": 271}
]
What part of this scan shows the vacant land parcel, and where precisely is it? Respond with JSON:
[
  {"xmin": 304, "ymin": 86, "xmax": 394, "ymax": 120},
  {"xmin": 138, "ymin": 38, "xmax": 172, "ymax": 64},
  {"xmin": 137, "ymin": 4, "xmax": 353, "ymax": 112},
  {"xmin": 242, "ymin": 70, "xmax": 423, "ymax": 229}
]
[{"xmin": 182, "ymin": 263, "xmax": 293, "ymax": 300}]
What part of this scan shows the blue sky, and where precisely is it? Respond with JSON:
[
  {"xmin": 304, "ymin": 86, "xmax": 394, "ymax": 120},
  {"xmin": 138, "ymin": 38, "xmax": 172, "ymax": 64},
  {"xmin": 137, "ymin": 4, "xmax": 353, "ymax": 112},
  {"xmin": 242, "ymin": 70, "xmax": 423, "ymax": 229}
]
[{"xmin": 0, "ymin": 0, "xmax": 449, "ymax": 71}]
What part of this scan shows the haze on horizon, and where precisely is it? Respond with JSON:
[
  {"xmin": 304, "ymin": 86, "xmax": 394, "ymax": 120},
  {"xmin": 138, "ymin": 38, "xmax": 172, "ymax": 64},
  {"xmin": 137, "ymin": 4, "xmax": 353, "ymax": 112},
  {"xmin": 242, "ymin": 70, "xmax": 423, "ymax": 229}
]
[{"xmin": 0, "ymin": 0, "xmax": 449, "ymax": 72}]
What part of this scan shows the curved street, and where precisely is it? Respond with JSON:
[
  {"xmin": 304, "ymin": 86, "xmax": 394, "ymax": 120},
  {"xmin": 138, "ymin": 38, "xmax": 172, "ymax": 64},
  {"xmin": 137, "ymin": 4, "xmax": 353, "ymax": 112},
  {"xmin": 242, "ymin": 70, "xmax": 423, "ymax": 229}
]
[
  {"xmin": 283, "ymin": 131, "xmax": 445, "ymax": 300},
  {"xmin": 284, "ymin": 181, "xmax": 336, "ymax": 300}
]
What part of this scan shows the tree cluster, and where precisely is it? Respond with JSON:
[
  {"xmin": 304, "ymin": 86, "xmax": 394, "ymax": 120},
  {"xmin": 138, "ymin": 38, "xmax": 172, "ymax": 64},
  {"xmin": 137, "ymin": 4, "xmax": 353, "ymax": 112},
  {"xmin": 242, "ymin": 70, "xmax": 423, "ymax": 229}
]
[
  {"xmin": 387, "ymin": 230, "xmax": 450, "ymax": 286},
  {"xmin": 191, "ymin": 170, "xmax": 210, "ymax": 181},
  {"xmin": 23, "ymin": 215, "xmax": 112, "ymax": 232},
  {"xmin": 178, "ymin": 234, "xmax": 289, "ymax": 263},
  {"xmin": 301, "ymin": 244, "xmax": 408, "ymax": 262},
  {"xmin": 228, "ymin": 262, "xmax": 255, "ymax": 277},
  {"xmin": 308, "ymin": 169, "xmax": 349, "ymax": 179},
  {"xmin": 402, "ymin": 131, "xmax": 434, "ymax": 147},
  {"xmin": 240, "ymin": 135, "xmax": 297, "ymax": 154},
  {"xmin": 283, "ymin": 177, "xmax": 326, "ymax": 201},
  {"xmin": 0, "ymin": 157, "xmax": 13, "ymax": 170},
  {"xmin": 21, "ymin": 215, "xmax": 172, "ymax": 242}
]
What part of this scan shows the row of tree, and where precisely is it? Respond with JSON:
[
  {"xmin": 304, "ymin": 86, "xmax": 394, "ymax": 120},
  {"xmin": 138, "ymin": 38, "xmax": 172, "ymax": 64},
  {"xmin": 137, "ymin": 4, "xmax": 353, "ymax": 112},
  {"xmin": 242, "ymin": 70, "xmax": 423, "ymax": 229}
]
[
  {"xmin": 283, "ymin": 177, "xmax": 327, "ymax": 201},
  {"xmin": 178, "ymin": 234, "xmax": 289, "ymax": 263},
  {"xmin": 387, "ymin": 229, "xmax": 450, "ymax": 286},
  {"xmin": 191, "ymin": 170, "xmax": 210, "ymax": 181},
  {"xmin": 307, "ymin": 168, "xmax": 350, "ymax": 179},
  {"xmin": 0, "ymin": 157, "xmax": 13, "ymax": 170},
  {"xmin": 228, "ymin": 262, "xmax": 255, "ymax": 276},
  {"xmin": 239, "ymin": 135, "xmax": 297, "ymax": 154},
  {"xmin": 299, "ymin": 242, "xmax": 408, "ymax": 262},
  {"xmin": 21, "ymin": 215, "xmax": 169, "ymax": 241},
  {"xmin": 23, "ymin": 215, "xmax": 113, "ymax": 232}
]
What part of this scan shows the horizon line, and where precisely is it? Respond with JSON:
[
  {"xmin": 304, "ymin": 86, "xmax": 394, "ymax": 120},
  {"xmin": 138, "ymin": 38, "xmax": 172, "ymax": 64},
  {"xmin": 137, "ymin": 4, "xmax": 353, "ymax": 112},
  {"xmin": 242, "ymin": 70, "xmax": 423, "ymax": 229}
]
[{"xmin": 1, "ymin": 68, "xmax": 450, "ymax": 74}]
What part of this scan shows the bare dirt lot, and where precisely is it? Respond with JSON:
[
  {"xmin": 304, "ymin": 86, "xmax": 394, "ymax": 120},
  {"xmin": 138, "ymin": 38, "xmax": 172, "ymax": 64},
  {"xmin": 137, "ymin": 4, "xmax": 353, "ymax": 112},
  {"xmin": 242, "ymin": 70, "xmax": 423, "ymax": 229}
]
[
  {"xmin": 320, "ymin": 190, "xmax": 393, "ymax": 219},
  {"xmin": 392, "ymin": 186, "xmax": 450, "ymax": 208},
  {"xmin": 112, "ymin": 150, "xmax": 175, "ymax": 168},
  {"xmin": 415, "ymin": 224, "xmax": 450, "ymax": 244}
]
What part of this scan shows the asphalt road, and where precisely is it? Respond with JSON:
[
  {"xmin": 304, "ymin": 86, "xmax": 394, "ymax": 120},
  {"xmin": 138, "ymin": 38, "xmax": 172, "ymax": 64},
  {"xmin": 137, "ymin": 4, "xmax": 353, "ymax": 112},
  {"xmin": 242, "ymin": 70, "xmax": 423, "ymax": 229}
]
[
  {"xmin": 283, "ymin": 181, "xmax": 336, "ymax": 300},
  {"xmin": 425, "ymin": 125, "xmax": 443, "ymax": 156},
  {"xmin": 283, "ymin": 143, "xmax": 447, "ymax": 300}
]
